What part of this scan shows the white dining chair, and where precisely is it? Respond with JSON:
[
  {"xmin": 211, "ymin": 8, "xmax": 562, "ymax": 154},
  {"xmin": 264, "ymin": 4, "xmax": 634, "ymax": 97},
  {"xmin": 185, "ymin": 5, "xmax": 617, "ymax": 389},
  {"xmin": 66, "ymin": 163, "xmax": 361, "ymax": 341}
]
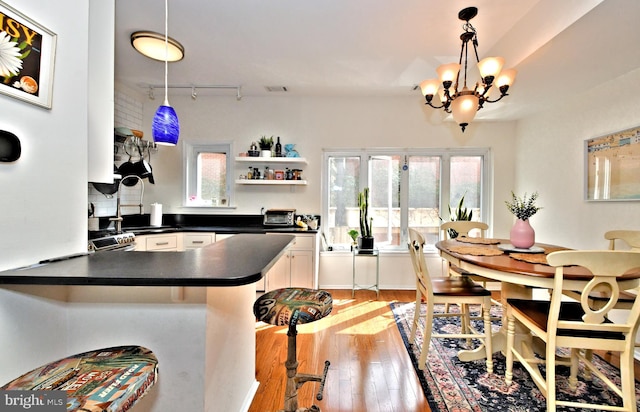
[
  {"xmin": 408, "ymin": 228, "xmax": 494, "ymax": 372},
  {"xmin": 440, "ymin": 220, "xmax": 489, "ymax": 241},
  {"xmin": 505, "ymin": 250, "xmax": 640, "ymax": 412},
  {"xmin": 440, "ymin": 221, "xmax": 498, "ymax": 313}
]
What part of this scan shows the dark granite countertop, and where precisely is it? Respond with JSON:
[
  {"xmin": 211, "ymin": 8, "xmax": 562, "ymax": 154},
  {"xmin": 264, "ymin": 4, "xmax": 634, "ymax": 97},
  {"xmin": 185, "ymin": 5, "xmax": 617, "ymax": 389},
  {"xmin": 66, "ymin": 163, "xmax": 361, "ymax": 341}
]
[
  {"xmin": 0, "ymin": 234, "xmax": 294, "ymax": 287},
  {"xmin": 91, "ymin": 213, "xmax": 319, "ymax": 237}
]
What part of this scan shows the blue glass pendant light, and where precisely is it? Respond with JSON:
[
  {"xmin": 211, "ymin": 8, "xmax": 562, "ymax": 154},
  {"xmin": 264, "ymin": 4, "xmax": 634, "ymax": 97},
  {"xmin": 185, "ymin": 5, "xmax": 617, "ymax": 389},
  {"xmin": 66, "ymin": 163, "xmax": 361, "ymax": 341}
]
[
  {"xmin": 152, "ymin": 0, "xmax": 180, "ymax": 146},
  {"xmin": 152, "ymin": 102, "xmax": 179, "ymax": 146}
]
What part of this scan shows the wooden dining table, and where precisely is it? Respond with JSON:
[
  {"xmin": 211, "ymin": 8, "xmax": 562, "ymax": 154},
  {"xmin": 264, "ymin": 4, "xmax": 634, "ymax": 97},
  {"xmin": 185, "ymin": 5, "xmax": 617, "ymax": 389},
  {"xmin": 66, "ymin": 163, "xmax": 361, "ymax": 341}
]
[{"xmin": 435, "ymin": 237, "xmax": 640, "ymax": 361}]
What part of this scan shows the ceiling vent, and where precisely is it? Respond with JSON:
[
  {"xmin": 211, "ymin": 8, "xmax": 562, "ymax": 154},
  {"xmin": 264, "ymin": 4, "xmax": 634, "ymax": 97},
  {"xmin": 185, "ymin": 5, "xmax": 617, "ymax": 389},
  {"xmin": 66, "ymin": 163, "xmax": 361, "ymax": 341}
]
[{"xmin": 265, "ymin": 86, "xmax": 288, "ymax": 92}]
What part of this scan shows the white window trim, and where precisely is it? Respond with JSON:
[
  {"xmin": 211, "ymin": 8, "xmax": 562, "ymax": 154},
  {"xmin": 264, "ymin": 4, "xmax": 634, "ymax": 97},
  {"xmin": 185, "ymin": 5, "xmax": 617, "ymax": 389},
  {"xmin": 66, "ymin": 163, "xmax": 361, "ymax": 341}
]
[
  {"xmin": 321, "ymin": 147, "xmax": 492, "ymax": 251},
  {"xmin": 183, "ymin": 141, "xmax": 235, "ymax": 208}
]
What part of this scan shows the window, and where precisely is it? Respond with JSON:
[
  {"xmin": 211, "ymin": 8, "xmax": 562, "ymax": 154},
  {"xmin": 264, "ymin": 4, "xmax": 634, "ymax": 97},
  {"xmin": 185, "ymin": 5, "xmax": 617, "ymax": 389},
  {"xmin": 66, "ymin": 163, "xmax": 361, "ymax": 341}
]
[
  {"xmin": 322, "ymin": 148, "xmax": 490, "ymax": 251},
  {"xmin": 184, "ymin": 142, "xmax": 233, "ymax": 207}
]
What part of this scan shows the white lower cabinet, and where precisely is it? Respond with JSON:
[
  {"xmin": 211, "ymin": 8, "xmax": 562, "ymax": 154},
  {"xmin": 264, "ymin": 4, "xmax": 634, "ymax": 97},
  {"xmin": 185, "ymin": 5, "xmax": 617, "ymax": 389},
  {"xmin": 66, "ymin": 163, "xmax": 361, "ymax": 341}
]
[
  {"xmin": 135, "ymin": 232, "xmax": 217, "ymax": 251},
  {"xmin": 263, "ymin": 233, "xmax": 318, "ymax": 292},
  {"xmin": 133, "ymin": 231, "xmax": 316, "ymax": 293}
]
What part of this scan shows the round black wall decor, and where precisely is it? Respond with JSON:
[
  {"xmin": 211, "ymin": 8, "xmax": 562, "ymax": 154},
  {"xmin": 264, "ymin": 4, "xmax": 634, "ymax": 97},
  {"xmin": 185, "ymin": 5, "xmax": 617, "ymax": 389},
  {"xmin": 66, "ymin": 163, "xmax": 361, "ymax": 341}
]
[{"xmin": 0, "ymin": 130, "xmax": 21, "ymax": 162}]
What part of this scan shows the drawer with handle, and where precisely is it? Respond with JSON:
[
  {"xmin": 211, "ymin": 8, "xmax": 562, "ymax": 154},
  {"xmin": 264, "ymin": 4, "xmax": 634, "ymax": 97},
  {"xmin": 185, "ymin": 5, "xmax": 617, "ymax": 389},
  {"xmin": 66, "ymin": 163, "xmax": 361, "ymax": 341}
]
[
  {"xmin": 184, "ymin": 234, "xmax": 214, "ymax": 249},
  {"xmin": 145, "ymin": 235, "xmax": 179, "ymax": 251}
]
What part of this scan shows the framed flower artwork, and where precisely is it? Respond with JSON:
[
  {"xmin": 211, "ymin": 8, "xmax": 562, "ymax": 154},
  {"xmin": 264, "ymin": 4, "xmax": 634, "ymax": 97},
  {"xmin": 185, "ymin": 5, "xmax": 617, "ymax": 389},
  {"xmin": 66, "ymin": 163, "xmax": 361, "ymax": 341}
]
[{"xmin": 0, "ymin": 1, "xmax": 57, "ymax": 109}]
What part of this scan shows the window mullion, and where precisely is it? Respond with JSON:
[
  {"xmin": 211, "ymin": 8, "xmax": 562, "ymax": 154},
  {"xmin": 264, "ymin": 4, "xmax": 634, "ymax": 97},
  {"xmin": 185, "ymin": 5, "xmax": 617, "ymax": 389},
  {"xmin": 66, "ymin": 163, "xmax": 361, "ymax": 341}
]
[{"xmin": 399, "ymin": 154, "xmax": 409, "ymax": 248}]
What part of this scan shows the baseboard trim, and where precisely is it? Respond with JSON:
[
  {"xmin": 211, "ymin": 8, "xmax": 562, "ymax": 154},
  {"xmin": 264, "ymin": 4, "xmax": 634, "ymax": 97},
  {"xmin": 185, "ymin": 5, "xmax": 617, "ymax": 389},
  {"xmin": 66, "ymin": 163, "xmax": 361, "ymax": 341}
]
[{"xmin": 237, "ymin": 380, "xmax": 260, "ymax": 412}]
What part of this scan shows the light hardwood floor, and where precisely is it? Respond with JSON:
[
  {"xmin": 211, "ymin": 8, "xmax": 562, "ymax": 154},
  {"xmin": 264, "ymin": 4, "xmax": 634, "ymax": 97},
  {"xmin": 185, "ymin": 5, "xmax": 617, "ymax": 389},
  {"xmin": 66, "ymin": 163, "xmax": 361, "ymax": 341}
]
[
  {"xmin": 249, "ymin": 289, "xmax": 640, "ymax": 412},
  {"xmin": 249, "ymin": 289, "xmax": 429, "ymax": 412}
]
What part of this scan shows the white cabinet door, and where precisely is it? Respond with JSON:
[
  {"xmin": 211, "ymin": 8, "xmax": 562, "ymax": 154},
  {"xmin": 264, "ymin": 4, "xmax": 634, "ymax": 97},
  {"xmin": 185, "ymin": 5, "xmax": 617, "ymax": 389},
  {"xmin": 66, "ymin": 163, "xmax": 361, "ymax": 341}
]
[
  {"xmin": 289, "ymin": 250, "xmax": 313, "ymax": 289},
  {"xmin": 265, "ymin": 253, "xmax": 290, "ymax": 291},
  {"xmin": 264, "ymin": 233, "xmax": 317, "ymax": 292}
]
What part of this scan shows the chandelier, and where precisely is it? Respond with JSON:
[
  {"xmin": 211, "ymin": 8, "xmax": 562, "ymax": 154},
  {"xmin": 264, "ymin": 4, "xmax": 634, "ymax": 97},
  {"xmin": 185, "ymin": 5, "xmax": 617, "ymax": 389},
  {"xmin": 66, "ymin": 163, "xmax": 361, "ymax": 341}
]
[{"xmin": 419, "ymin": 7, "xmax": 517, "ymax": 132}]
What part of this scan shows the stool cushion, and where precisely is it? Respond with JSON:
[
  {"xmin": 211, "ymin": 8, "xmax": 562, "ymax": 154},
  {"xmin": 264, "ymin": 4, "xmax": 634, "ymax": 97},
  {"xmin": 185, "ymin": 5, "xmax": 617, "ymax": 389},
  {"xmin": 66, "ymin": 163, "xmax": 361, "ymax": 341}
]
[
  {"xmin": 1, "ymin": 345, "xmax": 158, "ymax": 412},
  {"xmin": 254, "ymin": 288, "xmax": 333, "ymax": 326}
]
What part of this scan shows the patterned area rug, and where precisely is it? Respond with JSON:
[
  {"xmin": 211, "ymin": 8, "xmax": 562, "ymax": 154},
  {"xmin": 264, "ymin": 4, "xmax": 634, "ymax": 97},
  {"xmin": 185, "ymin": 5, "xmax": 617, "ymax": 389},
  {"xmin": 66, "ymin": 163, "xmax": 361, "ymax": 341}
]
[{"xmin": 391, "ymin": 302, "xmax": 640, "ymax": 412}]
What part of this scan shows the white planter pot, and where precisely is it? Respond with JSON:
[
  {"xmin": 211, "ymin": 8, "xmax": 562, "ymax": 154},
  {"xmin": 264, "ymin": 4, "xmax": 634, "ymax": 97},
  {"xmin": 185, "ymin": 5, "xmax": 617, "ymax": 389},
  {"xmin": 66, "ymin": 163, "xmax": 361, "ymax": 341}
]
[{"xmin": 261, "ymin": 150, "xmax": 272, "ymax": 157}]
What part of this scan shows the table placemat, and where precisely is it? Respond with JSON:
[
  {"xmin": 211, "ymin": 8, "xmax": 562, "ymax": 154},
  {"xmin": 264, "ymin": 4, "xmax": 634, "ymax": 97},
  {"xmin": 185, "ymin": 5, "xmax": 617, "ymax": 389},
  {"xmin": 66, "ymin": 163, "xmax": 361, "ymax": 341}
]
[
  {"xmin": 456, "ymin": 236, "xmax": 501, "ymax": 245},
  {"xmin": 447, "ymin": 245, "xmax": 504, "ymax": 256},
  {"xmin": 509, "ymin": 252, "xmax": 549, "ymax": 265}
]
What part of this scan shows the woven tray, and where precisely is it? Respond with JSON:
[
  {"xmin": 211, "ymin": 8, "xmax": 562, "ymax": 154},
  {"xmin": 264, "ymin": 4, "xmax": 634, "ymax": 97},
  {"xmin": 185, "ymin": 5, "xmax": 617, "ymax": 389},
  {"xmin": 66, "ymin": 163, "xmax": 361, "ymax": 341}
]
[
  {"xmin": 447, "ymin": 245, "xmax": 504, "ymax": 256},
  {"xmin": 456, "ymin": 236, "xmax": 501, "ymax": 245}
]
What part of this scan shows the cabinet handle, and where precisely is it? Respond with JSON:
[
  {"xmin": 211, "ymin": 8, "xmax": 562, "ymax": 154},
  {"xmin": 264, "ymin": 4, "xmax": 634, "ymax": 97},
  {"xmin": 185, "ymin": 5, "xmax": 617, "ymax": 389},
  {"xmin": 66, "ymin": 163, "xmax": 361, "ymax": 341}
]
[
  {"xmin": 192, "ymin": 241, "xmax": 204, "ymax": 244},
  {"xmin": 155, "ymin": 242, "xmax": 170, "ymax": 246}
]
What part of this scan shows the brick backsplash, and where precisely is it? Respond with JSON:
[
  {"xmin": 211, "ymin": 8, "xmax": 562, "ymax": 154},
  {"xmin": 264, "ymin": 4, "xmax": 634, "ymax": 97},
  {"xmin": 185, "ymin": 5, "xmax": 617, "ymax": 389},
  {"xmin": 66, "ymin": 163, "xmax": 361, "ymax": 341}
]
[{"xmin": 88, "ymin": 90, "xmax": 145, "ymax": 218}]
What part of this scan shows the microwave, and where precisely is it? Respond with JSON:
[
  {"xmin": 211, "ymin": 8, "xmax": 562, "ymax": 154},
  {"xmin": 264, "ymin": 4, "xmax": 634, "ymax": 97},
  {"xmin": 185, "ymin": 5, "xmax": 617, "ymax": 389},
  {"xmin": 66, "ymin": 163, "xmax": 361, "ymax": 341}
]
[{"xmin": 263, "ymin": 209, "xmax": 296, "ymax": 226}]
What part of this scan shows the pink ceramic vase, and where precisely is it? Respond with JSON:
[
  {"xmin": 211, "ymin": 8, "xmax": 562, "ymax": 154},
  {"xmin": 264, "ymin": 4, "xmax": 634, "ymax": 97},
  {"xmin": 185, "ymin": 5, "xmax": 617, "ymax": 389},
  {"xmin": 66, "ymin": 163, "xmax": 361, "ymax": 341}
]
[{"xmin": 510, "ymin": 218, "xmax": 535, "ymax": 249}]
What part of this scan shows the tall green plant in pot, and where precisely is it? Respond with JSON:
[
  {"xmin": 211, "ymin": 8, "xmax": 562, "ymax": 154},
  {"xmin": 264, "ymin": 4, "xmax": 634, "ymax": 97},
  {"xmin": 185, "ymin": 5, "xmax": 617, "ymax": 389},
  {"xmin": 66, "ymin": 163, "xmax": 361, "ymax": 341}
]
[
  {"xmin": 441, "ymin": 194, "xmax": 473, "ymax": 238},
  {"xmin": 357, "ymin": 187, "xmax": 374, "ymax": 250}
]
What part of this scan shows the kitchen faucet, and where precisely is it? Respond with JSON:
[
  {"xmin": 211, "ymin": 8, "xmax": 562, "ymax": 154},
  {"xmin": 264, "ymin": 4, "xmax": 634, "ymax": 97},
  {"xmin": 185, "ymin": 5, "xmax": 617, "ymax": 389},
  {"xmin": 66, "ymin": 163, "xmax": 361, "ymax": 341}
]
[{"xmin": 110, "ymin": 175, "xmax": 144, "ymax": 233}]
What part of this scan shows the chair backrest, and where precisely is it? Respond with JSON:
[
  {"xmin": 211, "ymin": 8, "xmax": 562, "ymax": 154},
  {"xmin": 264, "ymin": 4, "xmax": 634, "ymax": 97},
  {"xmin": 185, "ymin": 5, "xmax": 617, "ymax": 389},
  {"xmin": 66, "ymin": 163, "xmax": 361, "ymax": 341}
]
[
  {"xmin": 441, "ymin": 221, "xmax": 489, "ymax": 240},
  {"xmin": 408, "ymin": 228, "xmax": 433, "ymax": 299},
  {"xmin": 546, "ymin": 250, "xmax": 640, "ymax": 336},
  {"xmin": 605, "ymin": 230, "xmax": 640, "ymax": 251}
]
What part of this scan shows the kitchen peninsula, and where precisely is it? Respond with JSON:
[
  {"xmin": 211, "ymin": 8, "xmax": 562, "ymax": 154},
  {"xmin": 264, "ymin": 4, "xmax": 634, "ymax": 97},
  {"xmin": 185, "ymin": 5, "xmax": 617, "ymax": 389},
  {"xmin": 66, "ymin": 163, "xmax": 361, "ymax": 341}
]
[{"xmin": 0, "ymin": 234, "xmax": 294, "ymax": 412}]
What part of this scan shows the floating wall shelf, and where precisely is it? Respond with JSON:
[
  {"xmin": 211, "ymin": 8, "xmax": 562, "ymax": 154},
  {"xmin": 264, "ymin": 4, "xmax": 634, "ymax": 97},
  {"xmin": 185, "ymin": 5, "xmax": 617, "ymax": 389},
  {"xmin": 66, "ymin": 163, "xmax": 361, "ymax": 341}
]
[
  {"xmin": 235, "ymin": 179, "xmax": 307, "ymax": 186},
  {"xmin": 235, "ymin": 157, "xmax": 308, "ymax": 165}
]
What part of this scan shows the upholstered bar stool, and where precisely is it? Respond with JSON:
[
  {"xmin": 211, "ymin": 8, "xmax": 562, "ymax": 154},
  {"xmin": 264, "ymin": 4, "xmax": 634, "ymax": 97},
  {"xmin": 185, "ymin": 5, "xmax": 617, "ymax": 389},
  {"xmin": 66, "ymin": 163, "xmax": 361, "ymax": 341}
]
[
  {"xmin": 254, "ymin": 288, "xmax": 333, "ymax": 412},
  {"xmin": 1, "ymin": 345, "xmax": 158, "ymax": 411}
]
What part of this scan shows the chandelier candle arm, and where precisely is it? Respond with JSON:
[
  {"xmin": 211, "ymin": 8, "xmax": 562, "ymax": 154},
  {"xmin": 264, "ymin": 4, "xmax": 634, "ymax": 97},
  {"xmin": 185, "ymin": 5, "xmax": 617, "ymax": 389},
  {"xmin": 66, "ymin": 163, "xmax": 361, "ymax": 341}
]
[{"xmin": 418, "ymin": 7, "xmax": 517, "ymax": 132}]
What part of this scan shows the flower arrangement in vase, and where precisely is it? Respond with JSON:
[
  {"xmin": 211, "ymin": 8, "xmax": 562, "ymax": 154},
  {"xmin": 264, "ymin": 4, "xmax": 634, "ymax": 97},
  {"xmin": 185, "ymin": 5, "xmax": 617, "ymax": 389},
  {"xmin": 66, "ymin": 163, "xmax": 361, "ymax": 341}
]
[{"xmin": 505, "ymin": 191, "xmax": 542, "ymax": 249}]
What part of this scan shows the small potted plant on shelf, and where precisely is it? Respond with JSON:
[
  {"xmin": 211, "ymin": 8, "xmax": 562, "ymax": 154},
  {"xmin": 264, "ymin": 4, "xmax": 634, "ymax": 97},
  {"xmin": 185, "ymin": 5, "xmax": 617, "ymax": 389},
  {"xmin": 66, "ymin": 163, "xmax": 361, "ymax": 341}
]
[
  {"xmin": 505, "ymin": 191, "xmax": 542, "ymax": 249},
  {"xmin": 258, "ymin": 136, "xmax": 274, "ymax": 157},
  {"xmin": 357, "ymin": 187, "xmax": 374, "ymax": 250}
]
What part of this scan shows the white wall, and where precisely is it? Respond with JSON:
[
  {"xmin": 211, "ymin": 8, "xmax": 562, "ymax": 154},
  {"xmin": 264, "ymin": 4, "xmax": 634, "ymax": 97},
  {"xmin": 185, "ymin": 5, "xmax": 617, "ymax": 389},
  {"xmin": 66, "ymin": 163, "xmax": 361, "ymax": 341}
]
[
  {"xmin": 0, "ymin": 0, "xmax": 93, "ymax": 270},
  {"xmin": 138, "ymin": 94, "xmax": 518, "ymax": 234},
  {"xmin": 514, "ymin": 67, "xmax": 640, "ymax": 250}
]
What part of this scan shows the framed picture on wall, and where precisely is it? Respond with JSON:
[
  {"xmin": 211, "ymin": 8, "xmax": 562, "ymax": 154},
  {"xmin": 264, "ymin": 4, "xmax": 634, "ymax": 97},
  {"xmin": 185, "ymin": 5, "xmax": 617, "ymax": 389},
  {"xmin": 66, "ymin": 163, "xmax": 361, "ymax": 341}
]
[
  {"xmin": 0, "ymin": 1, "xmax": 57, "ymax": 109},
  {"xmin": 584, "ymin": 125, "xmax": 640, "ymax": 201}
]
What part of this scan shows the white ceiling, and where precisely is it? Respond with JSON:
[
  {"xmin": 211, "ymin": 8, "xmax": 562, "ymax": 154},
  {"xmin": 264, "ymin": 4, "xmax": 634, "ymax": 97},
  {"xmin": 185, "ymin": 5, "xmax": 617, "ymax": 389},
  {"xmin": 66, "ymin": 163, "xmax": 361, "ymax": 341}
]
[{"xmin": 114, "ymin": 0, "xmax": 640, "ymax": 121}]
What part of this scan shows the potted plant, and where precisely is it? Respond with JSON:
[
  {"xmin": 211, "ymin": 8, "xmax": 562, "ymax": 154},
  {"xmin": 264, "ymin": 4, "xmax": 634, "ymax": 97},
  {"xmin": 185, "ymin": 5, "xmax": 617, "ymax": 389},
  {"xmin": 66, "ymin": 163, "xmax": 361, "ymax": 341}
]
[
  {"xmin": 505, "ymin": 191, "xmax": 542, "ymax": 249},
  {"xmin": 441, "ymin": 193, "xmax": 472, "ymax": 239},
  {"xmin": 347, "ymin": 229, "xmax": 359, "ymax": 250},
  {"xmin": 357, "ymin": 187, "xmax": 374, "ymax": 250},
  {"xmin": 258, "ymin": 136, "xmax": 274, "ymax": 157}
]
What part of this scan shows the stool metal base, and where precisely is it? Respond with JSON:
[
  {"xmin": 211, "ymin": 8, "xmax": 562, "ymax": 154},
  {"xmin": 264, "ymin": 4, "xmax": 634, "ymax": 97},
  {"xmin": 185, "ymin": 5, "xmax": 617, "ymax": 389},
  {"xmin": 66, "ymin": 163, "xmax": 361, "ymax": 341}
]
[{"xmin": 280, "ymin": 322, "xmax": 330, "ymax": 412}]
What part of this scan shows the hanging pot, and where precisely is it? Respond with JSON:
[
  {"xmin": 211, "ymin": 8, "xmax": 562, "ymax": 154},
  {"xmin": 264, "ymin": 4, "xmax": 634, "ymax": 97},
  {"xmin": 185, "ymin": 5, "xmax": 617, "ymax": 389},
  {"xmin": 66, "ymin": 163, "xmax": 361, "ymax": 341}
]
[
  {"xmin": 146, "ymin": 145, "xmax": 155, "ymax": 184},
  {"xmin": 132, "ymin": 145, "xmax": 153, "ymax": 181},
  {"xmin": 92, "ymin": 166, "xmax": 121, "ymax": 195},
  {"xmin": 118, "ymin": 142, "xmax": 138, "ymax": 186}
]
